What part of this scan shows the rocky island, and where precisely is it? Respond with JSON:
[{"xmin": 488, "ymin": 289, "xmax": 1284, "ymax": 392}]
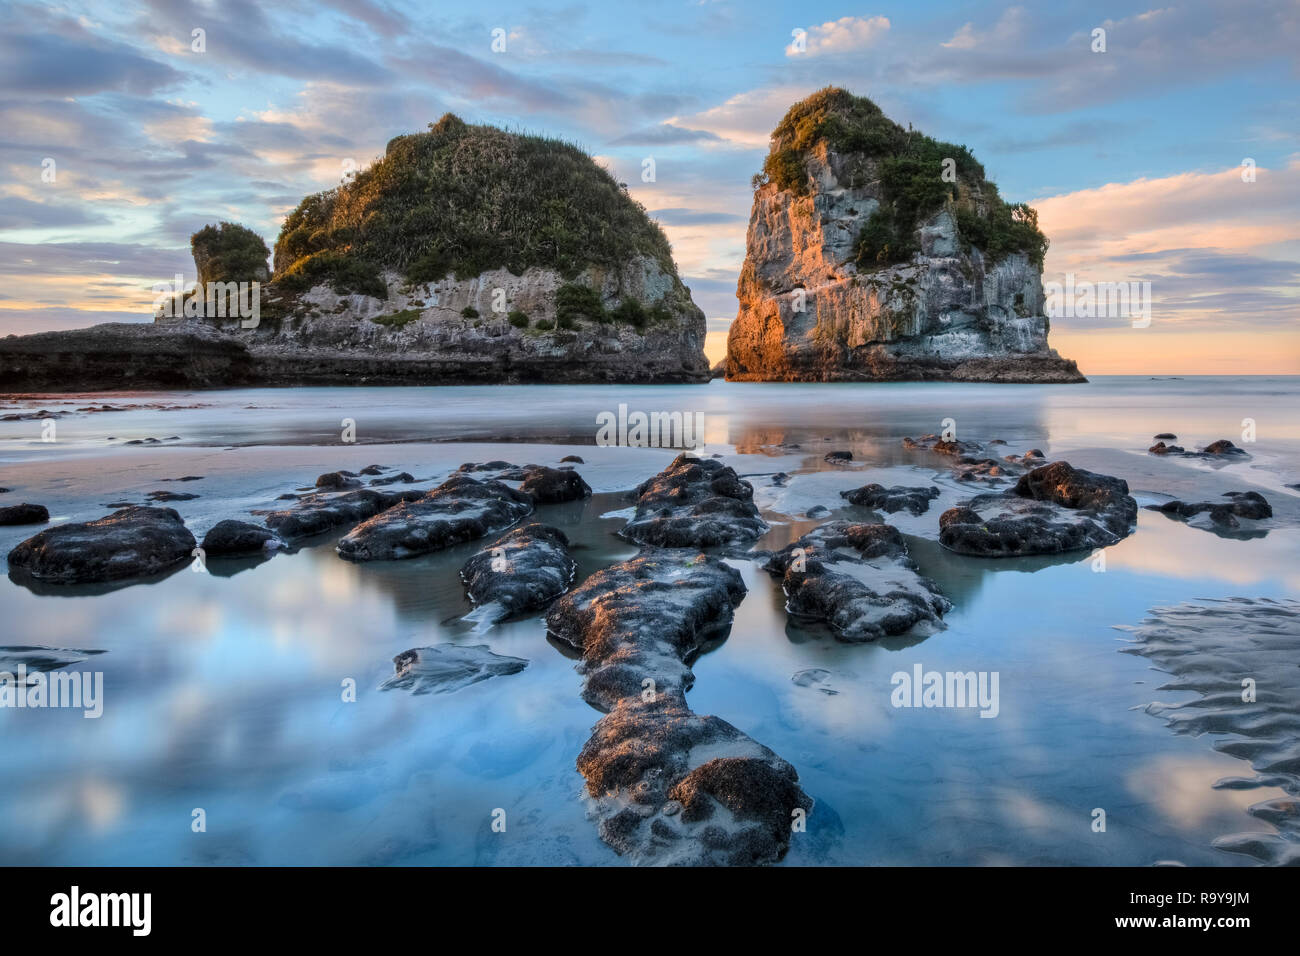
[
  {"xmin": 726, "ymin": 88, "xmax": 1085, "ymax": 383},
  {"xmin": 0, "ymin": 115, "xmax": 710, "ymax": 389}
]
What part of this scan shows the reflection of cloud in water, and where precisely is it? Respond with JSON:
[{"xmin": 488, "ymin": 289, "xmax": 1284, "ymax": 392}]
[{"xmin": 1106, "ymin": 514, "xmax": 1300, "ymax": 589}]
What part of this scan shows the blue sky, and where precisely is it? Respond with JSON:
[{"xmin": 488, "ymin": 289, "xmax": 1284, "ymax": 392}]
[{"xmin": 2, "ymin": 0, "xmax": 1297, "ymax": 372}]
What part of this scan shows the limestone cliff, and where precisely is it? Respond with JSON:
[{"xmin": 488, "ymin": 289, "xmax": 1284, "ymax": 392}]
[{"xmin": 726, "ymin": 89, "xmax": 1084, "ymax": 383}]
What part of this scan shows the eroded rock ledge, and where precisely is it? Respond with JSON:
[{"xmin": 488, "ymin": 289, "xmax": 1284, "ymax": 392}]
[{"xmin": 547, "ymin": 550, "xmax": 812, "ymax": 865}]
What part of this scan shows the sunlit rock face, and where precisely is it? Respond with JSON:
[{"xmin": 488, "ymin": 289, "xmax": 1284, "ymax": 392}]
[{"xmin": 727, "ymin": 97, "xmax": 1085, "ymax": 383}]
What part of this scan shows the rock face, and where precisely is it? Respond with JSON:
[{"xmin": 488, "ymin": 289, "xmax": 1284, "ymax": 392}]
[
  {"xmin": 939, "ymin": 461, "xmax": 1137, "ymax": 556},
  {"xmin": 726, "ymin": 89, "xmax": 1084, "ymax": 383},
  {"xmin": 460, "ymin": 524, "xmax": 576, "ymax": 620},
  {"xmin": 547, "ymin": 551, "xmax": 812, "ymax": 865},
  {"xmin": 336, "ymin": 475, "xmax": 532, "ymax": 561},
  {"xmin": 225, "ymin": 257, "xmax": 709, "ymax": 385},
  {"xmin": 7, "ymin": 506, "xmax": 196, "ymax": 583},
  {"xmin": 766, "ymin": 522, "xmax": 949, "ymax": 641},
  {"xmin": 0, "ymin": 323, "xmax": 256, "ymax": 390},
  {"xmin": 622, "ymin": 454, "xmax": 768, "ymax": 547}
]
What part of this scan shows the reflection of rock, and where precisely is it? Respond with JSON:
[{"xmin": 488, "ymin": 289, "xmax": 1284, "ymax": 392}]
[
  {"xmin": 460, "ymin": 524, "xmax": 575, "ymax": 620},
  {"xmin": 201, "ymin": 520, "xmax": 284, "ymax": 556},
  {"xmin": 0, "ymin": 644, "xmax": 106, "ymax": 679},
  {"xmin": 263, "ymin": 488, "xmax": 424, "ymax": 539},
  {"xmin": 1145, "ymin": 491, "xmax": 1271, "ymax": 531},
  {"xmin": 622, "ymin": 454, "xmax": 768, "ymax": 547},
  {"xmin": 337, "ymin": 475, "xmax": 532, "ymax": 561},
  {"xmin": 766, "ymin": 521, "xmax": 949, "ymax": 641},
  {"xmin": 792, "ymin": 668, "xmax": 838, "ymax": 694},
  {"xmin": 0, "ymin": 503, "xmax": 49, "ymax": 525},
  {"xmin": 380, "ymin": 644, "xmax": 527, "ymax": 695},
  {"xmin": 841, "ymin": 483, "xmax": 940, "ymax": 515},
  {"xmin": 1117, "ymin": 598, "xmax": 1300, "ymax": 866},
  {"xmin": 547, "ymin": 550, "xmax": 811, "ymax": 865},
  {"xmin": 939, "ymin": 461, "xmax": 1137, "ymax": 556},
  {"xmin": 7, "ymin": 506, "xmax": 195, "ymax": 584}
]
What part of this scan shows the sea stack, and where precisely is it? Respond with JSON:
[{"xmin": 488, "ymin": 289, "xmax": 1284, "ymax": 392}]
[{"xmin": 726, "ymin": 88, "xmax": 1085, "ymax": 383}]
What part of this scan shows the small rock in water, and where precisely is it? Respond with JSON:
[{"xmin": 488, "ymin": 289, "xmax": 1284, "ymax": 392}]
[
  {"xmin": 518, "ymin": 465, "xmax": 592, "ymax": 504},
  {"xmin": 337, "ymin": 474, "xmax": 533, "ymax": 561},
  {"xmin": 1145, "ymin": 491, "xmax": 1271, "ymax": 530},
  {"xmin": 457, "ymin": 460, "xmax": 513, "ymax": 473},
  {"xmin": 315, "ymin": 471, "xmax": 362, "ymax": 490},
  {"xmin": 367, "ymin": 471, "xmax": 415, "ymax": 486},
  {"xmin": 460, "ymin": 524, "xmax": 576, "ymax": 619},
  {"xmin": 201, "ymin": 520, "xmax": 284, "ymax": 556},
  {"xmin": 147, "ymin": 490, "xmax": 200, "ymax": 502},
  {"xmin": 841, "ymin": 483, "xmax": 940, "ymax": 516},
  {"xmin": 264, "ymin": 488, "xmax": 424, "ymax": 540},
  {"xmin": 559, "ymin": 455, "xmax": 584, "ymax": 464},
  {"xmin": 358, "ymin": 464, "xmax": 388, "ymax": 476},
  {"xmin": 7, "ymin": 506, "xmax": 196, "ymax": 584},
  {"xmin": 1148, "ymin": 441, "xmax": 1185, "ymax": 455},
  {"xmin": 792, "ymin": 668, "xmax": 838, "ymax": 695},
  {"xmin": 380, "ymin": 644, "xmax": 528, "ymax": 695},
  {"xmin": 1153, "ymin": 433, "xmax": 1177, "ymax": 441},
  {"xmin": 766, "ymin": 521, "xmax": 949, "ymax": 641},
  {"xmin": 805, "ymin": 505, "xmax": 830, "ymax": 518},
  {"xmin": 824, "ymin": 450, "xmax": 853, "ymax": 463},
  {"xmin": 0, "ymin": 503, "xmax": 50, "ymax": 526},
  {"xmin": 939, "ymin": 461, "xmax": 1138, "ymax": 556},
  {"xmin": 622, "ymin": 453, "xmax": 768, "ymax": 547}
]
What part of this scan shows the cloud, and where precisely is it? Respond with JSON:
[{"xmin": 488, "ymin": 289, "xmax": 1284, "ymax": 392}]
[
  {"xmin": 0, "ymin": 10, "xmax": 184, "ymax": 97},
  {"xmin": 667, "ymin": 86, "xmax": 807, "ymax": 149},
  {"xmin": 787, "ymin": 16, "xmax": 891, "ymax": 57},
  {"xmin": 609, "ymin": 124, "xmax": 723, "ymax": 146},
  {"xmin": 1035, "ymin": 157, "xmax": 1300, "ymax": 330}
]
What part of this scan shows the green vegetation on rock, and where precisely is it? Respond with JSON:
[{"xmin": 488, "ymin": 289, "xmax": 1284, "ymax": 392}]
[
  {"xmin": 753, "ymin": 88, "xmax": 1048, "ymax": 269},
  {"xmin": 190, "ymin": 222, "xmax": 270, "ymax": 285},
  {"xmin": 272, "ymin": 114, "xmax": 677, "ymax": 297},
  {"xmin": 372, "ymin": 309, "xmax": 421, "ymax": 328}
]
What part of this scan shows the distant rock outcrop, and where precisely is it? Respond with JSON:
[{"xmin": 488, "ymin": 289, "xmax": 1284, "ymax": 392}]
[{"xmin": 726, "ymin": 88, "xmax": 1085, "ymax": 383}]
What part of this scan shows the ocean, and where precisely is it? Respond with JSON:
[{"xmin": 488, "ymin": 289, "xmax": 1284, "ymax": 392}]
[{"xmin": 1, "ymin": 376, "xmax": 1297, "ymax": 865}]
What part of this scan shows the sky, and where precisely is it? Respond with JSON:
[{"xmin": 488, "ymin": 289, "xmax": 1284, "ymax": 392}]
[{"xmin": 1, "ymin": 0, "xmax": 1297, "ymax": 374}]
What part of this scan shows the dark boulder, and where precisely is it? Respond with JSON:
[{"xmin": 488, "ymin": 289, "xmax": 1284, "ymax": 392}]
[
  {"xmin": 201, "ymin": 520, "xmax": 284, "ymax": 556},
  {"xmin": 518, "ymin": 465, "xmax": 591, "ymax": 504},
  {"xmin": 765, "ymin": 521, "xmax": 949, "ymax": 641},
  {"xmin": 0, "ymin": 503, "xmax": 49, "ymax": 526},
  {"xmin": 939, "ymin": 461, "xmax": 1138, "ymax": 556},
  {"xmin": 7, "ymin": 506, "xmax": 196, "ymax": 583},
  {"xmin": 841, "ymin": 483, "xmax": 940, "ymax": 515},
  {"xmin": 622, "ymin": 453, "xmax": 767, "ymax": 547},
  {"xmin": 336, "ymin": 475, "xmax": 532, "ymax": 561},
  {"xmin": 460, "ymin": 524, "xmax": 575, "ymax": 620}
]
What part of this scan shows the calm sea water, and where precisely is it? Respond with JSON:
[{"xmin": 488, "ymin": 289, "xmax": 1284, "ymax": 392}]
[{"xmin": 1, "ymin": 376, "xmax": 1297, "ymax": 865}]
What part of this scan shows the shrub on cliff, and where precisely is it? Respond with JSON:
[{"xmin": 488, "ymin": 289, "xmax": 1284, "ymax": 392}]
[
  {"xmin": 190, "ymin": 222, "xmax": 270, "ymax": 285},
  {"xmin": 272, "ymin": 114, "xmax": 677, "ymax": 297},
  {"xmin": 754, "ymin": 88, "xmax": 1048, "ymax": 269}
]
